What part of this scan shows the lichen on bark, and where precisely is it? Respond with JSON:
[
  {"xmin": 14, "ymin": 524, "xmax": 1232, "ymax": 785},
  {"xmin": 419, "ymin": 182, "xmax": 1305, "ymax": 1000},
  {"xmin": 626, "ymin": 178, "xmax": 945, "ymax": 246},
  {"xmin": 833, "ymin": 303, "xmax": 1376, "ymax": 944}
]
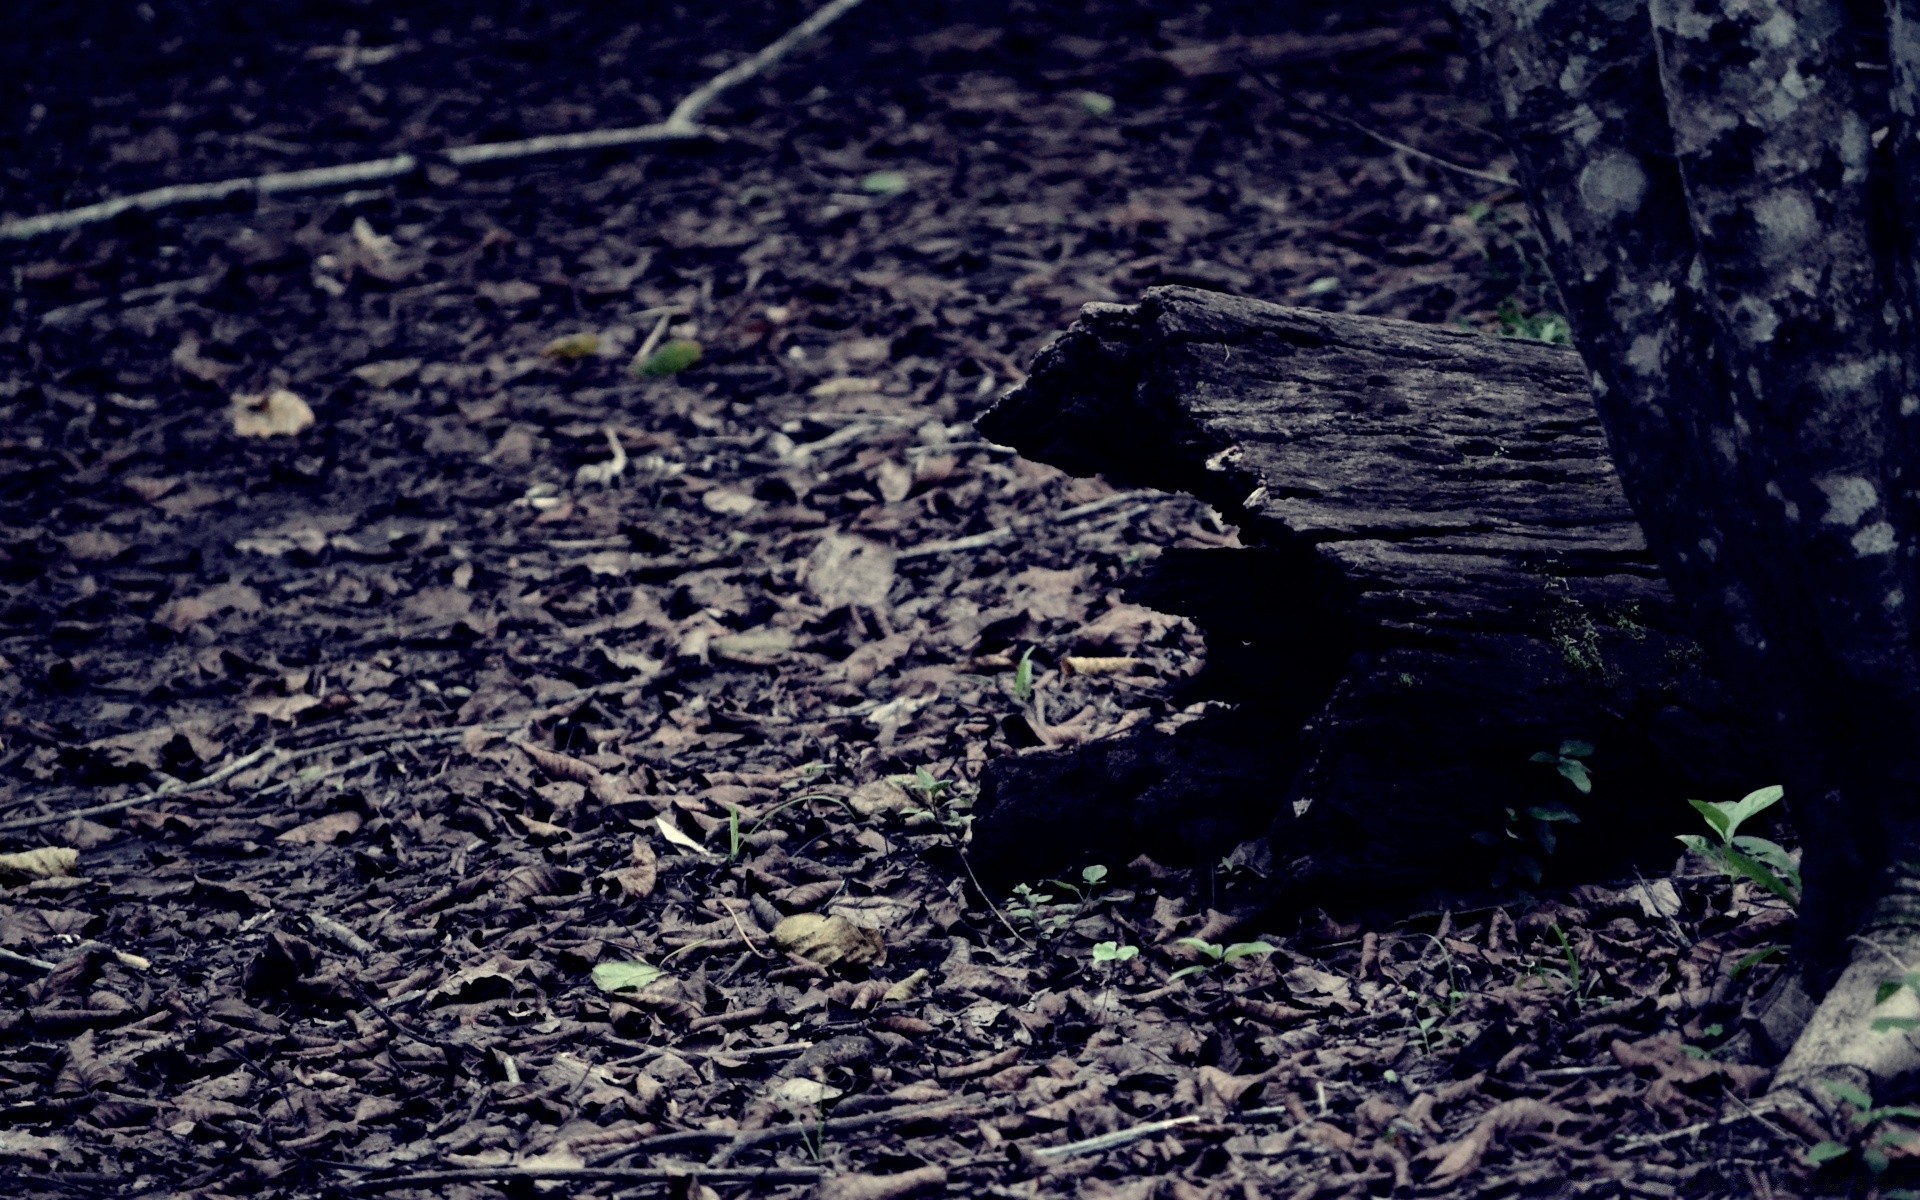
[{"xmin": 1450, "ymin": 0, "xmax": 1920, "ymax": 1115}]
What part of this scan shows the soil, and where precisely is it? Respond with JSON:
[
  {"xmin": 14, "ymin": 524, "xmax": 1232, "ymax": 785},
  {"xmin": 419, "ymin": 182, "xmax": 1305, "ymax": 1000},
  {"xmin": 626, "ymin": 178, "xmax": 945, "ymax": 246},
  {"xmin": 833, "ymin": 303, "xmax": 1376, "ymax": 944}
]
[{"xmin": 0, "ymin": 1, "xmax": 1832, "ymax": 1196}]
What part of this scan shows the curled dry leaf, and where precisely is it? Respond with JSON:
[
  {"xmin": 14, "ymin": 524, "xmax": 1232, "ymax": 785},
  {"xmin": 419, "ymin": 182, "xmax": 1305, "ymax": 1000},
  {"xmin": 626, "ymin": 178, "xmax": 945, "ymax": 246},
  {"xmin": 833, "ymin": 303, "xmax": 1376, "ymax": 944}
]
[
  {"xmin": 0, "ymin": 847, "xmax": 79, "ymax": 885},
  {"xmin": 883, "ymin": 968, "xmax": 930, "ymax": 1003},
  {"xmin": 230, "ymin": 388, "xmax": 315, "ymax": 438},
  {"xmin": 1424, "ymin": 1098, "xmax": 1580, "ymax": 1186},
  {"xmin": 275, "ymin": 811, "xmax": 363, "ymax": 845},
  {"xmin": 773, "ymin": 912, "xmax": 886, "ymax": 969},
  {"xmin": 597, "ymin": 836, "xmax": 659, "ymax": 900},
  {"xmin": 848, "ymin": 778, "xmax": 919, "ymax": 819}
]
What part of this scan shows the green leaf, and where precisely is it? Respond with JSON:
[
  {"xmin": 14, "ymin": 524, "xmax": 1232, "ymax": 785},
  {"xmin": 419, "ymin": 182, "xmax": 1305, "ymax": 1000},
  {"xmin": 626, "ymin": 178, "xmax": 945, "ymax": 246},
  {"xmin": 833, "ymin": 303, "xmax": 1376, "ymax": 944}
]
[
  {"xmin": 1558, "ymin": 740, "xmax": 1594, "ymax": 758},
  {"xmin": 1168, "ymin": 964, "xmax": 1208, "ymax": 981},
  {"xmin": 860, "ymin": 170, "xmax": 911, "ymax": 195},
  {"xmin": 1822, "ymin": 1080, "xmax": 1876, "ymax": 1113},
  {"xmin": 1871, "ymin": 1016, "xmax": 1920, "ymax": 1032},
  {"xmin": 1222, "ymin": 941, "xmax": 1279, "ymax": 962},
  {"xmin": 635, "ymin": 339, "xmax": 703, "ymax": 378},
  {"xmin": 1731, "ymin": 836, "xmax": 1800, "ymax": 893},
  {"xmin": 1730, "ymin": 945, "xmax": 1785, "ymax": 978},
  {"xmin": 1687, "ymin": 799, "xmax": 1734, "ymax": 842},
  {"xmin": 1806, "ymin": 1140, "xmax": 1851, "ymax": 1165},
  {"xmin": 1175, "ymin": 937, "xmax": 1225, "ymax": 960},
  {"xmin": 1676, "ymin": 832, "xmax": 1717, "ymax": 860},
  {"xmin": 1082, "ymin": 864, "xmax": 1108, "ymax": 886},
  {"xmin": 1878, "ymin": 980, "xmax": 1906, "ymax": 1006},
  {"xmin": 1076, "ymin": 91, "xmax": 1116, "ymax": 117},
  {"xmin": 1528, "ymin": 805, "xmax": 1580, "ymax": 823},
  {"xmin": 1716, "ymin": 845, "xmax": 1799, "ymax": 906},
  {"xmin": 1529, "ymin": 751, "xmax": 1559, "ymax": 765},
  {"xmin": 1720, "ymin": 784, "xmax": 1784, "ymax": 840},
  {"xmin": 591, "ymin": 960, "xmax": 667, "ymax": 994},
  {"xmin": 1091, "ymin": 941, "xmax": 1137, "ymax": 964},
  {"xmin": 1014, "ymin": 648, "xmax": 1034, "ymax": 703},
  {"xmin": 1557, "ymin": 759, "xmax": 1592, "ymax": 794}
]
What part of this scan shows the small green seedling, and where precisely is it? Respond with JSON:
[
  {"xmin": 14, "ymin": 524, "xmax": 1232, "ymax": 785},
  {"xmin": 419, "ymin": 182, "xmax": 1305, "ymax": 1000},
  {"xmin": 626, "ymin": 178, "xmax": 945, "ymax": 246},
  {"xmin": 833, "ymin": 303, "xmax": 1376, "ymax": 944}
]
[
  {"xmin": 1525, "ymin": 924, "xmax": 1598, "ymax": 1010},
  {"xmin": 1013, "ymin": 648, "xmax": 1035, "ymax": 704},
  {"xmin": 1169, "ymin": 937, "xmax": 1278, "ymax": 981},
  {"xmin": 860, "ymin": 170, "xmax": 910, "ymax": 195},
  {"xmin": 1677, "ymin": 784, "xmax": 1799, "ymax": 906},
  {"xmin": 902, "ymin": 766, "xmax": 951, "ymax": 805},
  {"xmin": 1090, "ymin": 941, "xmax": 1138, "ymax": 966},
  {"xmin": 1006, "ymin": 883, "xmax": 1073, "ymax": 938},
  {"xmin": 1077, "ymin": 91, "xmax": 1116, "ymax": 117},
  {"xmin": 1496, "ymin": 299, "xmax": 1574, "ymax": 345},
  {"xmin": 634, "ymin": 339, "xmax": 703, "ymax": 378},
  {"xmin": 1531, "ymin": 739, "xmax": 1595, "ymax": 794},
  {"xmin": 1807, "ymin": 1079, "xmax": 1920, "ymax": 1178},
  {"xmin": 1049, "ymin": 864, "xmax": 1109, "ymax": 904}
]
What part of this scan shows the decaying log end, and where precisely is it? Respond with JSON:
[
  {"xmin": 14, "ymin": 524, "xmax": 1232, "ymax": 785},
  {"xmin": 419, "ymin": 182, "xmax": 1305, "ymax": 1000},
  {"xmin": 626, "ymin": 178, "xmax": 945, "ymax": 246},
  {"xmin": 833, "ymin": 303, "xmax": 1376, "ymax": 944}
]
[{"xmin": 971, "ymin": 287, "xmax": 1772, "ymax": 902}]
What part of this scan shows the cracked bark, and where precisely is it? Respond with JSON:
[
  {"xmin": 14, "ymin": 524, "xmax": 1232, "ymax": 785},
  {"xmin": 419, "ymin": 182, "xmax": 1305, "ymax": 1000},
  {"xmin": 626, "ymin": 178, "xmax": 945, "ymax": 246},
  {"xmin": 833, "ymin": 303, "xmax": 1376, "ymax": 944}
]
[{"xmin": 1452, "ymin": 0, "xmax": 1920, "ymax": 1112}]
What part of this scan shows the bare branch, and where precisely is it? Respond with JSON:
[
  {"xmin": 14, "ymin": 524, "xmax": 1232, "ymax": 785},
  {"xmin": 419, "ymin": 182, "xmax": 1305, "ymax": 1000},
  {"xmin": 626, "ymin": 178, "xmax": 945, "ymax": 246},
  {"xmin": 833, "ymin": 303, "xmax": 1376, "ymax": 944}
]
[{"xmin": 0, "ymin": 0, "xmax": 870, "ymax": 242}]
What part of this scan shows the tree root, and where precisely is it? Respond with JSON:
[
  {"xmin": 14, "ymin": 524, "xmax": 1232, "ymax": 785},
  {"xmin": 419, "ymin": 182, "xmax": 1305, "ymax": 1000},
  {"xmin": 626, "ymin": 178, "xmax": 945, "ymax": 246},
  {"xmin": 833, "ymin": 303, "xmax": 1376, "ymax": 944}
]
[{"xmin": 1770, "ymin": 925, "xmax": 1920, "ymax": 1122}]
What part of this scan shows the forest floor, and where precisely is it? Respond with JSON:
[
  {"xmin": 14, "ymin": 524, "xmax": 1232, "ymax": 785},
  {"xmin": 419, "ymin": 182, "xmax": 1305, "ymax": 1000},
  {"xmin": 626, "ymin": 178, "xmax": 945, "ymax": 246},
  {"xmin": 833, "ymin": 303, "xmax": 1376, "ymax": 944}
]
[{"xmin": 0, "ymin": 1, "xmax": 1844, "ymax": 1197}]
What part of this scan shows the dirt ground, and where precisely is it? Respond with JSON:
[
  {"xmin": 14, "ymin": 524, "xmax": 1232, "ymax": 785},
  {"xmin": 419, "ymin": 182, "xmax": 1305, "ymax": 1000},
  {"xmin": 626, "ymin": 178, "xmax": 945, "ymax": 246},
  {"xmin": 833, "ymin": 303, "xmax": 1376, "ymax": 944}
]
[{"xmin": 0, "ymin": 1, "xmax": 1839, "ymax": 1196}]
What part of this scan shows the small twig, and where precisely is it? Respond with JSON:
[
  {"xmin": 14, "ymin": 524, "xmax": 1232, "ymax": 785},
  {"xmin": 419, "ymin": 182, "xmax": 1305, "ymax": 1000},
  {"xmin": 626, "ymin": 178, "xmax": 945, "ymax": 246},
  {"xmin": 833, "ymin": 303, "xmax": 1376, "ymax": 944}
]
[
  {"xmin": 41, "ymin": 273, "xmax": 222, "ymax": 326},
  {"xmin": 2, "ymin": 674, "xmax": 660, "ymax": 837},
  {"xmin": 957, "ymin": 850, "xmax": 1034, "ymax": 948},
  {"xmin": 628, "ymin": 312, "xmax": 675, "ymax": 375},
  {"xmin": 1033, "ymin": 1114, "xmax": 1204, "ymax": 1159},
  {"xmin": 1248, "ymin": 69, "xmax": 1517, "ymax": 189},
  {"xmin": 896, "ymin": 491, "xmax": 1167, "ymax": 561},
  {"xmin": 0, "ymin": 946, "xmax": 59, "ymax": 974},
  {"xmin": 716, "ymin": 901, "xmax": 777, "ymax": 959},
  {"xmin": 705, "ymin": 1097, "xmax": 999, "ymax": 1166},
  {"xmin": 338, "ymin": 1165, "xmax": 823, "ymax": 1195},
  {"xmin": 2, "ymin": 0, "xmax": 870, "ymax": 243},
  {"xmin": 0, "ymin": 745, "xmax": 278, "ymax": 836},
  {"xmin": 254, "ymin": 751, "xmax": 384, "ymax": 799},
  {"xmin": 1030, "ymin": 1104, "xmax": 1293, "ymax": 1161},
  {"xmin": 310, "ymin": 911, "xmax": 378, "ymax": 957},
  {"xmin": 351, "ymin": 981, "xmax": 462, "ymax": 1054},
  {"xmin": 666, "ymin": 0, "xmax": 870, "ymax": 131},
  {"xmin": 1612, "ymin": 1101, "xmax": 1781, "ymax": 1152}
]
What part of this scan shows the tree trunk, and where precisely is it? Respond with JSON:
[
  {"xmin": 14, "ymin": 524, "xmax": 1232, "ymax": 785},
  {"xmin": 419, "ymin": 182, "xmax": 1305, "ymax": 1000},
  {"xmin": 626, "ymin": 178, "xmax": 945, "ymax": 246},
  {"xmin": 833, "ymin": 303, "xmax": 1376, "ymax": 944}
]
[
  {"xmin": 972, "ymin": 287, "xmax": 1768, "ymax": 901},
  {"xmin": 1451, "ymin": 0, "xmax": 1920, "ymax": 1112}
]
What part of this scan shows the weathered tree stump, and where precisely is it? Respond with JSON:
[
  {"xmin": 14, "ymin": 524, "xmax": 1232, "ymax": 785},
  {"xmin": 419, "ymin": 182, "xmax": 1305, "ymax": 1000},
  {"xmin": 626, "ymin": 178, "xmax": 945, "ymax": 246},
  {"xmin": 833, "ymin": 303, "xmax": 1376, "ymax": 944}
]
[{"xmin": 971, "ymin": 286, "xmax": 1771, "ymax": 901}]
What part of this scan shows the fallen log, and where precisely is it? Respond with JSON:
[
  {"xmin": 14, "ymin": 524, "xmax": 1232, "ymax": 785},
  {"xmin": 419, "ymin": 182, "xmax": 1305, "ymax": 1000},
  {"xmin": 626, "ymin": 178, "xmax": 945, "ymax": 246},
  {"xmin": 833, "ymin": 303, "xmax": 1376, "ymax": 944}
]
[{"xmin": 970, "ymin": 286, "xmax": 1771, "ymax": 901}]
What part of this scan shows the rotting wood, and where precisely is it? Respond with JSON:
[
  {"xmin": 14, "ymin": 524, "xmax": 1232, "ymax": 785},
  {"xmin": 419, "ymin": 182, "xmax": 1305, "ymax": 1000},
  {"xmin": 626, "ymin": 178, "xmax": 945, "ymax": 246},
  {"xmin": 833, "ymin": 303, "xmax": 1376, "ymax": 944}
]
[{"xmin": 971, "ymin": 285, "xmax": 1769, "ymax": 900}]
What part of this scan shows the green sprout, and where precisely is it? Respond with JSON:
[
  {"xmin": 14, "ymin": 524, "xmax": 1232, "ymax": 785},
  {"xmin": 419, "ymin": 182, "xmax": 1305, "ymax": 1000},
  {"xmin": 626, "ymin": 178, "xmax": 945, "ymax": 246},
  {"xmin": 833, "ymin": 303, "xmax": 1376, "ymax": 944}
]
[
  {"xmin": 1169, "ymin": 937, "xmax": 1278, "ymax": 982},
  {"xmin": 1677, "ymin": 784, "xmax": 1798, "ymax": 906}
]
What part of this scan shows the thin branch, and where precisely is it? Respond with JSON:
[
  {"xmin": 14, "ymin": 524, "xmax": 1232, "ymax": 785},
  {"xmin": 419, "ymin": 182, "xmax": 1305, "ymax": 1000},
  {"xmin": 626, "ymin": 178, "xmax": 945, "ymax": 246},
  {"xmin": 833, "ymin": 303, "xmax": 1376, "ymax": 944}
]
[
  {"xmin": 0, "ymin": 745, "xmax": 278, "ymax": 836},
  {"xmin": 338, "ymin": 1165, "xmax": 824, "ymax": 1196},
  {"xmin": 0, "ymin": 673, "xmax": 653, "ymax": 837},
  {"xmin": 1, "ymin": 0, "xmax": 871, "ymax": 243},
  {"xmin": 667, "ymin": 0, "xmax": 870, "ymax": 130},
  {"xmin": 895, "ymin": 491, "xmax": 1166, "ymax": 561},
  {"xmin": 1246, "ymin": 68, "xmax": 1517, "ymax": 189}
]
